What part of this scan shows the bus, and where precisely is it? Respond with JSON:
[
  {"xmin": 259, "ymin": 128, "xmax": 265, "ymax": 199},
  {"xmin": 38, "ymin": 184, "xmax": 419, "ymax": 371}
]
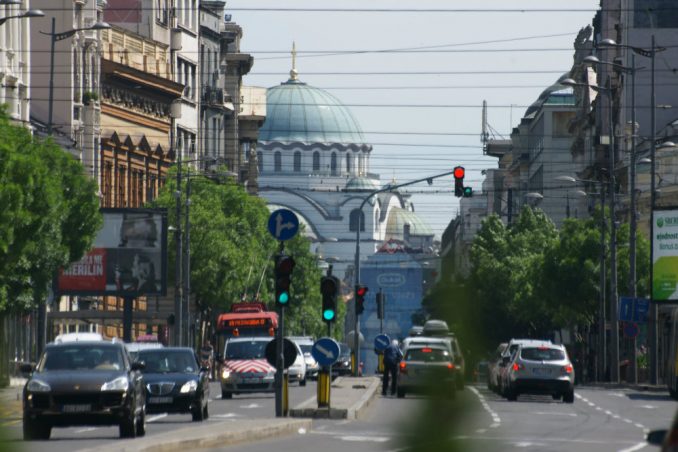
[
  {"xmin": 667, "ymin": 307, "xmax": 678, "ymax": 400},
  {"xmin": 215, "ymin": 302, "xmax": 278, "ymax": 355}
]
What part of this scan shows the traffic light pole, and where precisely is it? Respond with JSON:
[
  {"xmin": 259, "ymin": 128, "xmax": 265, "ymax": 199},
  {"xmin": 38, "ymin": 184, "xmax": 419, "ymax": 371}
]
[
  {"xmin": 353, "ymin": 169, "xmax": 458, "ymax": 377},
  {"xmin": 275, "ymin": 243, "xmax": 285, "ymax": 417}
]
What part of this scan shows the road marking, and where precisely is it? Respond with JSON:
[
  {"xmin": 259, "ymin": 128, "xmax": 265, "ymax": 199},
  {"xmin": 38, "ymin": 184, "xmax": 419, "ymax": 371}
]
[
  {"xmin": 618, "ymin": 442, "xmax": 649, "ymax": 452},
  {"xmin": 239, "ymin": 403, "xmax": 260, "ymax": 409},
  {"xmin": 639, "ymin": 405, "xmax": 656, "ymax": 409},
  {"xmin": 514, "ymin": 441, "xmax": 545, "ymax": 448},
  {"xmin": 475, "ymin": 428, "xmax": 487, "ymax": 434},
  {"xmin": 469, "ymin": 387, "xmax": 501, "ymax": 429},
  {"xmin": 75, "ymin": 427, "xmax": 97, "ymax": 433},
  {"xmin": 610, "ymin": 392, "xmax": 626, "ymax": 398},
  {"xmin": 340, "ymin": 435, "xmax": 389, "ymax": 442},
  {"xmin": 212, "ymin": 413, "xmax": 240, "ymax": 418},
  {"xmin": 146, "ymin": 413, "xmax": 168, "ymax": 423},
  {"xmin": 532, "ymin": 411, "xmax": 577, "ymax": 417}
]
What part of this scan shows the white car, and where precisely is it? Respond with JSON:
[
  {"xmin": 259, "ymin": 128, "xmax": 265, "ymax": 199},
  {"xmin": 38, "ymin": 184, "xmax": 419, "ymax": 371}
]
[
  {"xmin": 287, "ymin": 340, "xmax": 307, "ymax": 386},
  {"xmin": 498, "ymin": 338, "xmax": 553, "ymax": 396},
  {"xmin": 504, "ymin": 343, "xmax": 574, "ymax": 403},
  {"xmin": 289, "ymin": 336, "xmax": 319, "ymax": 379},
  {"xmin": 53, "ymin": 332, "xmax": 104, "ymax": 343}
]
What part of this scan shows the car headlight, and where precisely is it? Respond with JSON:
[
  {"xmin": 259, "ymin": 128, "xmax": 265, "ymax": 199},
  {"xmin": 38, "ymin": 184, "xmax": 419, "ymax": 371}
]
[
  {"xmin": 180, "ymin": 380, "xmax": 198, "ymax": 393},
  {"xmin": 221, "ymin": 369, "xmax": 231, "ymax": 380},
  {"xmin": 27, "ymin": 379, "xmax": 51, "ymax": 393},
  {"xmin": 101, "ymin": 376, "xmax": 128, "ymax": 391}
]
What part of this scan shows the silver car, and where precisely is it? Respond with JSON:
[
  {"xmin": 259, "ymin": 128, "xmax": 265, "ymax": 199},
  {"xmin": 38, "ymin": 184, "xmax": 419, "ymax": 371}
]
[
  {"xmin": 397, "ymin": 344, "xmax": 456, "ymax": 399},
  {"xmin": 504, "ymin": 343, "xmax": 574, "ymax": 403}
]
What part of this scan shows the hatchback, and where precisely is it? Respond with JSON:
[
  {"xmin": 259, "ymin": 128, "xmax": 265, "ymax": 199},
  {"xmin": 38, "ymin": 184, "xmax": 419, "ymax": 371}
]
[{"xmin": 504, "ymin": 343, "xmax": 574, "ymax": 403}]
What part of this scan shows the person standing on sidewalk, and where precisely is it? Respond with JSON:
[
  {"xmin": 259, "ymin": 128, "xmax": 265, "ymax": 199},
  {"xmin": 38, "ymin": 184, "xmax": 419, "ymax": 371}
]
[
  {"xmin": 382, "ymin": 339, "xmax": 403, "ymax": 396},
  {"xmin": 200, "ymin": 339, "xmax": 215, "ymax": 381}
]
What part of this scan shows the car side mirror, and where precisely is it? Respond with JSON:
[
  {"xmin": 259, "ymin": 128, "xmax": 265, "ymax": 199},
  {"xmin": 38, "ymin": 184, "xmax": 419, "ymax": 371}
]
[
  {"xmin": 19, "ymin": 363, "xmax": 35, "ymax": 375},
  {"xmin": 131, "ymin": 360, "xmax": 145, "ymax": 371},
  {"xmin": 647, "ymin": 430, "xmax": 667, "ymax": 446}
]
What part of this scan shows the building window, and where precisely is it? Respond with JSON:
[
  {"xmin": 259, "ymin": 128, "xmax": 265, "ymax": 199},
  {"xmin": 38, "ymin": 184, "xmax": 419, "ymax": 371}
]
[
  {"xmin": 117, "ymin": 165, "xmax": 126, "ymax": 207},
  {"xmin": 349, "ymin": 209, "xmax": 365, "ymax": 232},
  {"xmin": 177, "ymin": 58, "xmax": 196, "ymax": 100},
  {"xmin": 331, "ymin": 152, "xmax": 337, "ymax": 175},
  {"xmin": 103, "ymin": 163, "xmax": 113, "ymax": 207},
  {"xmin": 293, "ymin": 151, "xmax": 301, "ymax": 172},
  {"xmin": 312, "ymin": 151, "xmax": 320, "ymax": 171},
  {"xmin": 346, "ymin": 152, "xmax": 352, "ymax": 174},
  {"xmin": 274, "ymin": 151, "xmax": 282, "ymax": 172}
]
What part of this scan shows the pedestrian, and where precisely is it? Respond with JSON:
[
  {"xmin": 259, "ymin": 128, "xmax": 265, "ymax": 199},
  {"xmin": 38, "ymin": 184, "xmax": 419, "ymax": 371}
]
[
  {"xmin": 382, "ymin": 339, "xmax": 403, "ymax": 396},
  {"xmin": 200, "ymin": 339, "xmax": 215, "ymax": 380}
]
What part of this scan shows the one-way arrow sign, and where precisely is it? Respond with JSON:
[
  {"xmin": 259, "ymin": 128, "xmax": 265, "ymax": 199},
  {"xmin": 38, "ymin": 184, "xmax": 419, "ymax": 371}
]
[{"xmin": 312, "ymin": 337, "xmax": 340, "ymax": 367}]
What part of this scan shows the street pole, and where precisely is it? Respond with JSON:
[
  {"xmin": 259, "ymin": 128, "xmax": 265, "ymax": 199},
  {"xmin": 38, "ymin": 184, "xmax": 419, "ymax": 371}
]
[
  {"xmin": 649, "ymin": 35, "xmax": 659, "ymax": 386},
  {"xmin": 599, "ymin": 181, "xmax": 607, "ymax": 381},
  {"xmin": 275, "ymin": 243, "xmax": 285, "ymax": 417},
  {"xmin": 607, "ymin": 76, "xmax": 620, "ymax": 384},
  {"xmin": 352, "ymin": 169, "xmax": 457, "ymax": 377},
  {"xmin": 628, "ymin": 54, "xmax": 638, "ymax": 384},
  {"xmin": 184, "ymin": 174, "xmax": 192, "ymax": 348},
  {"xmin": 47, "ymin": 17, "xmax": 56, "ymax": 135},
  {"xmin": 174, "ymin": 135, "xmax": 183, "ymax": 346}
]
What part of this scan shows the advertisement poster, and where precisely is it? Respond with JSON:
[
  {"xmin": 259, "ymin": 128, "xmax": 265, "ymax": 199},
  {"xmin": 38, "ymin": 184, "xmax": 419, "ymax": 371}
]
[
  {"xmin": 57, "ymin": 209, "xmax": 167, "ymax": 296},
  {"xmin": 652, "ymin": 209, "xmax": 678, "ymax": 301}
]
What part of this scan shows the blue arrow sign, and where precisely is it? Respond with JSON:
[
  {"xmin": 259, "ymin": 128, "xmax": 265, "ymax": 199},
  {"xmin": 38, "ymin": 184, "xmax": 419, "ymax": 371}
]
[
  {"xmin": 374, "ymin": 334, "xmax": 390, "ymax": 352},
  {"xmin": 312, "ymin": 337, "xmax": 340, "ymax": 367},
  {"xmin": 619, "ymin": 297, "xmax": 633, "ymax": 322},
  {"xmin": 634, "ymin": 298, "xmax": 649, "ymax": 323},
  {"xmin": 267, "ymin": 209, "xmax": 299, "ymax": 241}
]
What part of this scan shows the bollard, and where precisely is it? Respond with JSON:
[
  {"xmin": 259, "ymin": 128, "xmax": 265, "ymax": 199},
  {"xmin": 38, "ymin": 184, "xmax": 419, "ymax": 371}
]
[
  {"xmin": 317, "ymin": 368, "xmax": 331, "ymax": 408},
  {"xmin": 282, "ymin": 372, "xmax": 289, "ymax": 416},
  {"xmin": 377, "ymin": 353, "xmax": 384, "ymax": 374},
  {"xmin": 351, "ymin": 352, "xmax": 356, "ymax": 375}
]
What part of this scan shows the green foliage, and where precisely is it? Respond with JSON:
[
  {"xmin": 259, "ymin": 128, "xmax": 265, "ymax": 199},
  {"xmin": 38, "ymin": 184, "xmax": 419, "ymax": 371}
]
[{"xmin": 0, "ymin": 110, "xmax": 101, "ymax": 312}]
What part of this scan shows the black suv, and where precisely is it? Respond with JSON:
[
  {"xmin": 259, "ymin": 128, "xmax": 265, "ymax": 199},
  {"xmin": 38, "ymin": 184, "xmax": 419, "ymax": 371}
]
[{"xmin": 22, "ymin": 340, "xmax": 146, "ymax": 440}]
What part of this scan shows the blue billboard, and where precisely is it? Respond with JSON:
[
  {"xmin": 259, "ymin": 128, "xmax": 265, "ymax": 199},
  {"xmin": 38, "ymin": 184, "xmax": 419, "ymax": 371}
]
[{"xmin": 359, "ymin": 252, "xmax": 423, "ymax": 374}]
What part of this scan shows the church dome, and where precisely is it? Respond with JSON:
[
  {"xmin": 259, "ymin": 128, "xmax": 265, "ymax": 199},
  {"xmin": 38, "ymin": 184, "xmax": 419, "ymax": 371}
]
[
  {"xmin": 385, "ymin": 207, "xmax": 434, "ymax": 239},
  {"xmin": 345, "ymin": 176, "xmax": 379, "ymax": 191},
  {"xmin": 259, "ymin": 79, "xmax": 368, "ymax": 145}
]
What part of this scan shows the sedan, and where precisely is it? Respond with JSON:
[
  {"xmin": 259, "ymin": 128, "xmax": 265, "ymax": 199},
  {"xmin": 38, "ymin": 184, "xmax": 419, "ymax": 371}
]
[
  {"xmin": 22, "ymin": 340, "xmax": 146, "ymax": 440},
  {"xmin": 137, "ymin": 347, "xmax": 210, "ymax": 421}
]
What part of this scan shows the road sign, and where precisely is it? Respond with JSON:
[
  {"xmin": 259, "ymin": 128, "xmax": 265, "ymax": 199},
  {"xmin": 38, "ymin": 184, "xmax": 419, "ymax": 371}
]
[
  {"xmin": 623, "ymin": 322, "xmax": 640, "ymax": 338},
  {"xmin": 265, "ymin": 338, "xmax": 298, "ymax": 369},
  {"xmin": 374, "ymin": 334, "xmax": 390, "ymax": 353},
  {"xmin": 620, "ymin": 297, "xmax": 633, "ymax": 322},
  {"xmin": 311, "ymin": 337, "xmax": 340, "ymax": 367},
  {"xmin": 620, "ymin": 297, "xmax": 650, "ymax": 322},
  {"xmin": 267, "ymin": 209, "xmax": 299, "ymax": 241},
  {"xmin": 634, "ymin": 298, "xmax": 649, "ymax": 323}
]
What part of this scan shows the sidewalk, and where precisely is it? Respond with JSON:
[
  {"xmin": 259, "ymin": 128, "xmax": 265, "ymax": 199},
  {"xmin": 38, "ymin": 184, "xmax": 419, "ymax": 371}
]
[
  {"xmin": 289, "ymin": 376, "xmax": 381, "ymax": 419},
  {"xmin": 80, "ymin": 418, "xmax": 313, "ymax": 452},
  {"xmin": 0, "ymin": 378, "xmax": 26, "ymax": 427},
  {"xmin": 579, "ymin": 381, "xmax": 668, "ymax": 393}
]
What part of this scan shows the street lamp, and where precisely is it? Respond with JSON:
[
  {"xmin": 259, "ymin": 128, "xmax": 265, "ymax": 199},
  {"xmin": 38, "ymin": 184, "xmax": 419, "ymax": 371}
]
[
  {"xmin": 563, "ymin": 75, "xmax": 622, "ymax": 382},
  {"xmin": 556, "ymin": 174, "xmax": 607, "ymax": 381},
  {"xmin": 40, "ymin": 19, "xmax": 110, "ymax": 135},
  {"xmin": 0, "ymin": 7, "xmax": 44, "ymax": 27}
]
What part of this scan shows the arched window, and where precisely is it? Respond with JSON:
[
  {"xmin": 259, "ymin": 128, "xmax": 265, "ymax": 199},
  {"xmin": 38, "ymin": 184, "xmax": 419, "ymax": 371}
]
[
  {"xmin": 312, "ymin": 151, "xmax": 320, "ymax": 172},
  {"xmin": 257, "ymin": 151, "xmax": 263, "ymax": 174},
  {"xmin": 346, "ymin": 152, "xmax": 352, "ymax": 174},
  {"xmin": 293, "ymin": 151, "xmax": 301, "ymax": 172},
  {"xmin": 331, "ymin": 152, "xmax": 338, "ymax": 175},
  {"xmin": 349, "ymin": 209, "xmax": 365, "ymax": 232},
  {"xmin": 274, "ymin": 151, "xmax": 282, "ymax": 172}
]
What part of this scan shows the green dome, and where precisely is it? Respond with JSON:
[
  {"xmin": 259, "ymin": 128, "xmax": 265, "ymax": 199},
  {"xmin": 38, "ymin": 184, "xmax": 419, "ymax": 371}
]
[
  {"xmin": 259, "ymin": 79, "xmax": 367, "ymax": 145},
  {"xmin": 346, "ymin": 177, "xmax": 380, "ymax": 191},
  {"xmin": 385, "ymin": 208, "xmax": 434, "ymax": 238}
]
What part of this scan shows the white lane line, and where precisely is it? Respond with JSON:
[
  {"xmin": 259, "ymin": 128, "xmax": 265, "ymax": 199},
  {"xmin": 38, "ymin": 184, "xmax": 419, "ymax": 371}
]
[
  {"xmin": 639, "ymin": 405, "xmax": 656, "ymax": 409},
  {"xmin": 634, "ymin": 423, "xmax": 644, "ymax": 429},
  {"xmin": 624, "ymin": 419, "xmax": 633, "ymax": 424},
  {"xmin": 146, "ymin": 413, "xmax": 168, "ymax": 423},
  {"xmin": 212, "ymin": 413, "xmax": 240, "ymax": 418},
  {"xmin": 475, "ymin": 428, "xmax": 487, "ymax": 434},
  {"xmin": 618, "ymin": 442, "xmax": 650, "ymax": 452},
  {"xmin": 469, "ymin": 387, "xmax": 501, "ymax": 429},
  {"xmin": 239, "ymin": 403, "xmax": 260, "ymax": 409},
  {"xmin": 340, "ymin": 436, "xmax": 389, "ymax": 442},
  {"xmin": 75, "ymin": 427, "xmax": 97, "ymax": 433},
  {"xmin": 532, "ymin": 411, "xmax": 577, "ymax": 417}
]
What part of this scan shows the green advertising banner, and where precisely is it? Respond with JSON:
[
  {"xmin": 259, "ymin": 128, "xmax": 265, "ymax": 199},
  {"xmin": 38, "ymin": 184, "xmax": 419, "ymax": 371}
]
[{"xmin": 653, "ymin": 209, "xmax": 678, "ymax": 301}]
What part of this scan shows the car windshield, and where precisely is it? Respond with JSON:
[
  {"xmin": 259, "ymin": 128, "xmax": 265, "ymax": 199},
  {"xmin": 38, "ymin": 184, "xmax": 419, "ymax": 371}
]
[
  {"xmin": 406, "ymin": 348, "xmax": 450, "ymax": 362},
  {"xmin": 225, "ymin": 340, "xmax": 269, "ymax": 359},
  {"xmin": 520, "ymin": 347, "xmax": 565, "ymax": 361},
  {"xmin": 299, "ymin": 344, "xmax": 313, "ymax": 355},
  {"xmin": 138, "ymin": 350, "xmax": 198, "ymax": 373},
  {"xmin": 39, "ymin": 345, "xmax": 124, "ymax": 372}
]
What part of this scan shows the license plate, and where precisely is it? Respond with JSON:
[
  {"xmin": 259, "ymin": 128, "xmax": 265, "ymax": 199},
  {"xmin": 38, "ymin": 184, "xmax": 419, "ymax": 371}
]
[
  {"xmin": 243, "ymin": 378, "xmax": 261, "ymax": 384},
  {"xmin": 532, "ymin": 368, "xmax": 551, "ymax": 376},
  {"xmin": 62, "ymin": 404, "xmax": 91, "ymax": 413},
  {"xmin": 148, "ymin": 396, "xmax": 173, "ymax": 404}
]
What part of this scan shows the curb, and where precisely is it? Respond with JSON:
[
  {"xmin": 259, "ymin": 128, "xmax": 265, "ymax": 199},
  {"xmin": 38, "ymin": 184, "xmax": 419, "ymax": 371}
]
[
  {"xmin": 346, "ymin": 377, "xmax": 381, "ymax": 420},
  {"xmin": 289, "ymin": 376, "xmax": 381, "ymax": 420},
  {"xmin": 78, "ymin": 418, "xmax": 312, "ymax": 452},
  {"xmin": 579, "ymin": 383, "xmax": 668, "ymax": 393}
]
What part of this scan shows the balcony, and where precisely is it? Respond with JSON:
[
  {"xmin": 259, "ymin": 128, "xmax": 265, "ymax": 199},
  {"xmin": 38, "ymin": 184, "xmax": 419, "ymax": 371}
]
[{"xmin": 202, "ymin": 86, "xmax": 226, "ymax": 108}]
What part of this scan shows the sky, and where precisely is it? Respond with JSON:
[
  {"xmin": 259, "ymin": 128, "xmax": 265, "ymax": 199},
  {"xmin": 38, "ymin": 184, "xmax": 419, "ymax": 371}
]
[{"xmin": 228, "ymin": 0, "xmax": 600, "ymax": 239}]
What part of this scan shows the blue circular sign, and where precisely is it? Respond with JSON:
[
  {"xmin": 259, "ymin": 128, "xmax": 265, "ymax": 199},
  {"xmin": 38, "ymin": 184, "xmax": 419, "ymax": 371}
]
[
  {"xmin": 374, "ymin": 334, "xmax": 390, "ymax": 352},
  {"xmin": 267, "ymin": 209, "xmax": 299, "ymax": 241},
  {"xmin": 311, "ymin": 337, "xmax": 340, "ymax": 367},
  {"xmin": 623, "ymin": 322, "xmax": 639, "ymax": 338}
]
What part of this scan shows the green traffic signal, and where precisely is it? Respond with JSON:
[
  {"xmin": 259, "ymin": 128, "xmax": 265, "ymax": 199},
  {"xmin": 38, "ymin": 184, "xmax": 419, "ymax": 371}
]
[
  {"xmin": 278, "ymin": 291, "xmax": 290, "ymax": 304},
  {"xmin": 463, "ymin": 186, "xmax": 473, "ymax": 197},
  {"xmin": 274, "ymin": 255, "xmax": 295, "ymax": 306},
  {"xmin": 323, "ymin": 309, "xmax": 336, "ymax": 321},
  {"xmin": 320, "ymin": 276, "xmax": 339, "ymax": 323}
]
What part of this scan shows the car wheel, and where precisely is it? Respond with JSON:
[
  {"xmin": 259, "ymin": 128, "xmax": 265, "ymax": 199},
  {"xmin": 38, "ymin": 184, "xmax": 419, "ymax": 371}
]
[
  {"xmin": 23, "ymin": 418, "xmax": 51, "ymax": 440},
  {"xmin": 119, "ymin": 412, "xmax": 137, "ymax": 438},
  {"xmin": 506, "ymin": 387, "xmax": 517, "ymax": 401},
  {"xmin": 552, "ymin": 394, "xmax": 560, "ymax": 400},
  {"xmin": 135, "ymin": 409, "xmax": 146, "ymax": 437},
  {"xmin": 300, "ymin": 377, "xmax": 307, "ymax": 387},
  {"xmin": 221, "ymin": 390, "xmax": 232, "ymax": 399},
  {"xmin": 563, "ymin": 390, "xmax": 575, "ymax": 404},
  {"xmin": 397, "ymin": 388, "xmax": 405, "ymax": 398},
  {"xmin": 669, "ymin": 388, "xmax": 678, "ymax": 401},
  {"xmin": 192, "ymin": 399, "xmax": 206, "ymax": 422}
]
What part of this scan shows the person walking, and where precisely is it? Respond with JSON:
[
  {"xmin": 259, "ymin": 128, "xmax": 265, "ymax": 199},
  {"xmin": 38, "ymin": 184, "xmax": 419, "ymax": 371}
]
[
  {"xmin": 382, "ymin": 339, "xmax": 403, "ymax": 396},
  {"xmin": 200, "ymin": 339, "xmax": 215, "ymax": 380}
]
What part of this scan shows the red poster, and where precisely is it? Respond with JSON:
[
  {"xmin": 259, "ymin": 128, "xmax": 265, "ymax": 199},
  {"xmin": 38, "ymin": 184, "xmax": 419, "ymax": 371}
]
[{"xmin": 58, "ymin": 248, "xmax": 107, "ymax": 292}]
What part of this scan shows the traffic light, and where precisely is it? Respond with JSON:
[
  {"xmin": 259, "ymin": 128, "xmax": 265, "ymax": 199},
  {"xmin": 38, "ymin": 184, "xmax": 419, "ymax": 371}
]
[
  {"xmin": 463, "ymin": 186, "xmax": 473, "ymax": 197},
  {"xmin": 355, "ymin": 285, "xmax": 368, "ymax": 315},
  {"xmin": 454, "ymin": 166, "xmax": 465, "ymax": 198},
  {"xmin": 320, "ymin": 276, "xmax": 339, "ymax": 323},
  {"xmin": 376, "ymin": 291, "xmax": 385, "ymax": 319},
  {"xmin": 274, "ymin": 255, "xmax": 295, "ymax": 306}
]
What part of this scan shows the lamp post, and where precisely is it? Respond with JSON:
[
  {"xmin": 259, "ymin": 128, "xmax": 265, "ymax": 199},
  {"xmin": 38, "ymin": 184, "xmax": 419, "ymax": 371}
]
[
  {"xmin": 352, "ymin": 169, "xmax": 458, "ymax": 377},
  {"xmin": 40, "ymin": 18, "xmax": 110, "ymax": 135},
  {"xmin": 0, "ymin": 6, "xmax": 43, "ymax": 27},
  {"xmin": 557, "ymin": 175, "xmax": 607, "ymax": 381}
]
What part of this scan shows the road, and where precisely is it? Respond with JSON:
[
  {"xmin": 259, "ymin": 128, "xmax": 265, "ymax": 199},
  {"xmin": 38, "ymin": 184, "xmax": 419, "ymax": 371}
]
[{"xmin": 2, "ymin": 382, "xmax": 675, "ymax": 452}]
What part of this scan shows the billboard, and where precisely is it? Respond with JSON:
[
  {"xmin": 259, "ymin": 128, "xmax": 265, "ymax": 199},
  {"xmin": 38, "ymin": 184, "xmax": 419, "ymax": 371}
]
[
  {"xmin": 57, "ymin": 209, "xmax": 167, "ymax": 297},
  {"xmin": 652, "ymin": 209, "xmax": 678, "ymax": 302}
]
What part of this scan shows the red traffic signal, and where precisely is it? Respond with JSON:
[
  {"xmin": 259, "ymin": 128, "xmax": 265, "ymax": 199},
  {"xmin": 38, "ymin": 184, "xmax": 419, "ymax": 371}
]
[
  {"xmin": 355, "ymin": 285, "xmax": 368, "ymax": 315},
  {"xmin": 453, "ymin": 166, "xmax": 465, "ymax": 180},
  {"xmin": 356, "ymin": 286, "xmax": 368, "ymax": 297}
]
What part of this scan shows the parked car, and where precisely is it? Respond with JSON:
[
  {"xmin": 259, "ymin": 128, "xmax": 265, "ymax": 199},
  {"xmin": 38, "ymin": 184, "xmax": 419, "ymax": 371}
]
[
  {"xmin": 647, "ymin": 404, "xmax": 678, "ymax": 451},
  {"xmin": 503, "ymin": 343, "xmax": 575, "ymax": 403},
  {"xmin": 397, "ymin": 344, "xmax": 456, "ymax": 399},
  {"xmin": 289, "ymin": 336, "xmax": 318, "ymax": 380},
  {"xmin": 137, "ymin": 347, "xmax": 209, "ymax": 421},
  {"xmin": 332, "ymin": 343, "xmax": 352, "ymax": 377},
  {"xmin": 487, "ymin": 342, "xmax": 508, "ymax": 393},
  {"xmin": 287, "ymin": 340, "xmax": 307, "ymax": 386},
  {"xmin": 498, "ymin": 338, "xmax": 552, "ymax": 396},
  {"xmin": 22, "ymin": 340, "xmax": 146, "ymax": 440}
]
